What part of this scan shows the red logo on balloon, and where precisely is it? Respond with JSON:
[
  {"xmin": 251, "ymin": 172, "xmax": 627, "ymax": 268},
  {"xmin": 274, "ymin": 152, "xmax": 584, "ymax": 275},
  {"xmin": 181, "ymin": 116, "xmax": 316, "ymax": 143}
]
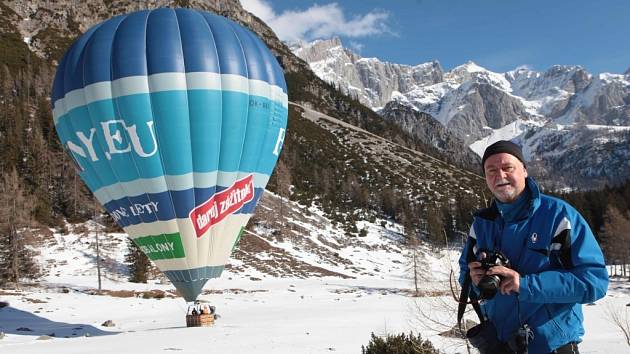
[{"xmin": 190, "ymin": 175, "xmax": 255, "ymax": 238}]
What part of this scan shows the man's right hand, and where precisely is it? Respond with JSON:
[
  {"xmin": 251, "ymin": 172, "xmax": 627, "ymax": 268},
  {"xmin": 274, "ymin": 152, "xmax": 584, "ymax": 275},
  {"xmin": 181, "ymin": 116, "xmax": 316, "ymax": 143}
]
[
  {"xmin": 469, "ymin": 251, "xmax": 488, "ymax": 286},
  {"xmin": 468, "ymin": 259, "xmax": 486, "ymax": 286}
]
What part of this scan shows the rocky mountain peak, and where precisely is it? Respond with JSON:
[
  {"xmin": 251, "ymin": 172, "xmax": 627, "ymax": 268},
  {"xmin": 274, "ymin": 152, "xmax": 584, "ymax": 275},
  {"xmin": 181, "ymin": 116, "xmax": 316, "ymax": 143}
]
[{"xmin": 292, "ymin": 38, "xmax": 444, "ymax": 109}]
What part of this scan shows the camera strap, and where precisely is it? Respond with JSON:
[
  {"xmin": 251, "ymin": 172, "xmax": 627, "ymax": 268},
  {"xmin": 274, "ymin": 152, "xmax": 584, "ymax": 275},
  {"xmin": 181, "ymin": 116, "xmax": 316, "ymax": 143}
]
[
  {"xmin": 457, "ymin": 272, "xmax": 485, "ymax": 328},
  {"xmin": 458, "ymin": 237, "xmax": 485, "ymax": 329}
]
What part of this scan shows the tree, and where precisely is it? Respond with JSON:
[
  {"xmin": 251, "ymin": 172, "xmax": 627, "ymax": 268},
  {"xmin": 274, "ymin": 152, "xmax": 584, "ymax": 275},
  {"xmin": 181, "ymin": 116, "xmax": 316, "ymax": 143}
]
[
  {"xmin": 403, "ymin": 210, "xmax": 423, "ymax": 296},
  {"xmin": 274, "ymin": 159, "xmax": 292, "ymax": 226},
  {"xmin": 426, "ymin": 205, "xmax": 446, "ymax": 245},
  {"xmin": 362, "ymin": 332, "xmax": 442, "ymax": 354},
  {"xmin": 601, "ymin": 205, "xmax": 630, "ymax": 279},
  {"xmin": 125, "ymin": 238, "xmax": 151, "ymax": 283},
  {"xmin": 0, "ymin": 168, "xmax": 40, "ymax": 288}
]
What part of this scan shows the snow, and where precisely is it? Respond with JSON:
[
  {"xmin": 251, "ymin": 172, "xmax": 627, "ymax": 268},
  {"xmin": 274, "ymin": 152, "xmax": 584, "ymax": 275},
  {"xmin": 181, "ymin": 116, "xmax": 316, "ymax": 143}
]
[
  {"xmin": 1, "ymin": 207, "xmax": 629, "ymax": 353},
  {"xmin": 1, "ymin": 273, "xmax": 628, "ymax": 353},
  {"xmin": 469, "ymin": 119, "xmax": 543, "ymax": 159},
  {"xmin": 585, "ymin": 124, "xmax": 630, "ymax": 132}
]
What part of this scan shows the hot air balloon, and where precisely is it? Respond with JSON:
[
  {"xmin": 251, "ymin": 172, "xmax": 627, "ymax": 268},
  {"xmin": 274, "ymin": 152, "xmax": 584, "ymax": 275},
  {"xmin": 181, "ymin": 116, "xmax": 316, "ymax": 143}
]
[{"xmin": 51, "ymin": 8, "xmax": 288, "ymax": 302}]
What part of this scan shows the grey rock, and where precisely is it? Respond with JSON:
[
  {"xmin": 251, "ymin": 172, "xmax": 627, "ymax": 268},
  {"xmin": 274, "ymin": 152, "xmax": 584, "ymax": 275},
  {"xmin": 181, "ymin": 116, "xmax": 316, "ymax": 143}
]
[
  {"xmin": 517, "ymin": 124, "xmax": 630, "ymax": 189},
  {"xmin": 379, "ymin": 101, "xmax": 480, "ymax": 170},
  {"xmin": 293, "ymin": 38, "xmax": 443, "ymax": 109},
  {"xmin": 101, "ymin": 320, "xmax": 115, "ymax": 327}
]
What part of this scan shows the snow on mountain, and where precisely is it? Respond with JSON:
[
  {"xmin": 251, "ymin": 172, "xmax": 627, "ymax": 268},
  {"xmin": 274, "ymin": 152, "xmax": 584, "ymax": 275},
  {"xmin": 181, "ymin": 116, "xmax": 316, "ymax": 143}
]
[
  {"xmin": 554, "ymin": 73, "xmax": 630, "ymax": 125},
  {"xmin": 506, "ymin": 65, "xmax": 591, "ymax": 118},
  {"xmin": 292, "ymin": 38, "xmax": 630, "ymax": 188}
]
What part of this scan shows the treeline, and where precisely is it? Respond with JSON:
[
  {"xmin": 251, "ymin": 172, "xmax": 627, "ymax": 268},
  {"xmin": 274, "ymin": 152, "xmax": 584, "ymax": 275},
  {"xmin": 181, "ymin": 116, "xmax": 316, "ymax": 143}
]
[
  {"xmin": 552, "ymin": 180, "xmax": 630, "ymax": 277},
  {"xmin": 0, "ymin": 25, "xmax": 95, "ymax": 287}
]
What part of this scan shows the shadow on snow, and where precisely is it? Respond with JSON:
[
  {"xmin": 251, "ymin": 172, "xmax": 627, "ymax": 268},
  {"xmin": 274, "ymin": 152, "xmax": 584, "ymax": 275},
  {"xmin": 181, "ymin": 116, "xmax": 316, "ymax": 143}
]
[{"xmin": 0, "ymin": 306, "xmax": 118, "ymax": 338}]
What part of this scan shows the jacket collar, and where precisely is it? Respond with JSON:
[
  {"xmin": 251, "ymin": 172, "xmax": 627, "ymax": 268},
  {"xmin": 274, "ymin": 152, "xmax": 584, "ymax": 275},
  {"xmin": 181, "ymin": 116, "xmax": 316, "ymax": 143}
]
[{"xmin": 475, "ymin": 177, "xmax": 541, "ymax": 221}]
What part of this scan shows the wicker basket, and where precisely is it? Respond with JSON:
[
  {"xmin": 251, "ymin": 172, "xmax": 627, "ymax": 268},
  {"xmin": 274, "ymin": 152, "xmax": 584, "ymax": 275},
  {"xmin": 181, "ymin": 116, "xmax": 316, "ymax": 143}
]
[{"xmin": 186, "ymin": 313, "xmax": 214, "ymax": 327}]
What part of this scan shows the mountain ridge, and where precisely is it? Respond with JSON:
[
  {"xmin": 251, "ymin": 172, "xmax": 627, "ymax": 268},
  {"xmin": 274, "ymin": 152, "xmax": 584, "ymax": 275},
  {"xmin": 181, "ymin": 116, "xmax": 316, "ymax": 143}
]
[{"xmin": 293, "ymin": 38, "xmax": 630, "ymax": 189}]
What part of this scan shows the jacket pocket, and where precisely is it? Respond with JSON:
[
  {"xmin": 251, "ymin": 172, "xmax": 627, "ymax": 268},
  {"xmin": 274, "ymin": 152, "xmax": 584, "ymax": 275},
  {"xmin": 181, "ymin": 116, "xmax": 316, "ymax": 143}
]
[{"xmin": 543, "ymin": 304, "xmax": 567, "ymax": 339}]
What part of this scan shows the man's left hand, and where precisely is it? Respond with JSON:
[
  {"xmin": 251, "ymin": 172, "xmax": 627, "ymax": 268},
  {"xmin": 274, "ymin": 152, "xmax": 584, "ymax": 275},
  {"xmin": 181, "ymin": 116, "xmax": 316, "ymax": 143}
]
[{"xmin": 487, "ymin": 266, "xmax": 520, "ymax": 295}]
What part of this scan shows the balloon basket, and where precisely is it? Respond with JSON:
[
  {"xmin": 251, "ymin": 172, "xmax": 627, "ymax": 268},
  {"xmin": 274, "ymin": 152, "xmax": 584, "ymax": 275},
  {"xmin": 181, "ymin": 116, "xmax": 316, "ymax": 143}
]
[
  {"xmin": 186, "ymin": 313, "xmax": 214, "ymax": 327},
  {"xmin": 186, "ymin": 302, "xmax": 216, "ymax": 327}
]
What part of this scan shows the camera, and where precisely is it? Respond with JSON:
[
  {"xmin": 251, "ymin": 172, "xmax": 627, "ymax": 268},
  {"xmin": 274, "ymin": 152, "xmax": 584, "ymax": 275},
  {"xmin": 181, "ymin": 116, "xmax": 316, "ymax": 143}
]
[{"xmin": 477, "ymin": 250, "xmax": 510, "ymax": 300}]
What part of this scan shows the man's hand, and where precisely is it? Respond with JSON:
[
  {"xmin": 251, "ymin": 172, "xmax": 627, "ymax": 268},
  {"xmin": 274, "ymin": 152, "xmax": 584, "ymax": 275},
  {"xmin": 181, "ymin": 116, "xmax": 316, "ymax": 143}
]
[
  {"xmin": 468, "ymin": 261, "xmax": 485, "ymax": 286},
  {"xmin": 487, "ymin": 266, "xmax": 520, "ymax": 295}
]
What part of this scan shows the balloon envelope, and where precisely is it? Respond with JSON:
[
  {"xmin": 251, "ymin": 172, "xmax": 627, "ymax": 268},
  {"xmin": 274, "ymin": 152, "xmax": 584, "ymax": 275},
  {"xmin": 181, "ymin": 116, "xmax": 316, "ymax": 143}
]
[{"xmin": 51, "ymin": 8, "xmax": 288, "ymax": 301}]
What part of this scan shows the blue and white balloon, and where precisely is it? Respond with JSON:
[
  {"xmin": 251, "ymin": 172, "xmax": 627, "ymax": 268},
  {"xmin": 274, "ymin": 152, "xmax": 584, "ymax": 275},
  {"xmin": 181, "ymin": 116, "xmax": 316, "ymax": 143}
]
[{"xmin": 51, "ymin": 8, "xmax": 288, "ymax": 301}]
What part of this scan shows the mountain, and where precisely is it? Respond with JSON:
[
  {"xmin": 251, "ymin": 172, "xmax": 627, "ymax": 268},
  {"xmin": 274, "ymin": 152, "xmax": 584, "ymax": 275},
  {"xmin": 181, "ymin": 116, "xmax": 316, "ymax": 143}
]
[
  {"xmin": 291, "ymin": 37, "xmax": 443, "ymax": 111},
  {"xmin": 379, "ymin": 101, "xmax": 480, "ymax": 171},
  {"xmin": 293, "ymin": 38, "xmax": 630, "ymax": 189}
]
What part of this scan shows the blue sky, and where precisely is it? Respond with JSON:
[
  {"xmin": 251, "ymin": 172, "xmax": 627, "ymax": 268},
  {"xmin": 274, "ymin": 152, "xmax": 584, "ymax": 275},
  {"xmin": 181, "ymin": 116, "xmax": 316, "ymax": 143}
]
[{"xmin": 241, "ymin": 0, "xmax": 630, "ymax": 74}]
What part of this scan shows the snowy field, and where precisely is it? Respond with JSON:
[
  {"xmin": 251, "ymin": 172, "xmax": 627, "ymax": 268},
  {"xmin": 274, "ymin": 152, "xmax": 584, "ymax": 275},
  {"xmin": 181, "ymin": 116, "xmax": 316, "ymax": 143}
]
[
  {"xmin": 1, "ymin": 200, "xmax": 629, "ymax": 354},
  {"xmin": 1, "ymin": 275, "xmax": 629, "ymax": 354}
]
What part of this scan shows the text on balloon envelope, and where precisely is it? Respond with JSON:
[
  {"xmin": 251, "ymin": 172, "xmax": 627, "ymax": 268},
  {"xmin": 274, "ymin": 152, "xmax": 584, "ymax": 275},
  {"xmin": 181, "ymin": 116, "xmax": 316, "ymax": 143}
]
[{"xmin": 190, "ymin": 174, "xmax": 255, "ymax": 238}]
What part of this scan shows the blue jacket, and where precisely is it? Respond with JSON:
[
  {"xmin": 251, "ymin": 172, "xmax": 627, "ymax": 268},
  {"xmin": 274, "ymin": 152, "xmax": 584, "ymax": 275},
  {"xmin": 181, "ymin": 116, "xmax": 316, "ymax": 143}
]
[{"xmin": 458, "ymin": 177, "xmax": 608, "ymax": 353}]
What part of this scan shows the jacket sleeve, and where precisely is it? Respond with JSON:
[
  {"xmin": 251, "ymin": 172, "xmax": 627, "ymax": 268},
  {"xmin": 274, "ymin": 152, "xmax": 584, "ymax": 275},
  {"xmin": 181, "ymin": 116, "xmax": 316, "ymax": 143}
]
[{"xmin": 518, "ymin": 208, "xmax": 609, "ymax": 304}]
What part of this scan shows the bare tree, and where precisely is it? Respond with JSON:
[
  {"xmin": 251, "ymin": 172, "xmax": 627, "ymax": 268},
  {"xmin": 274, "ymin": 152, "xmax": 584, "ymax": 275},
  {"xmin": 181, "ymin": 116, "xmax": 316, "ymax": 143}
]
[
  {"xmin": 601, "ymin": 206, "xmax": 630, "ymax": 279},
  {"xmin": 0, "ymin": 168, "xmax": 39, "ymax": 288},
  {"xmin": 274, "ymin": 159, "xmax": 292, "ymax": 227},
  {"xmin": 605, "ymin": 302, "xmax": 630, "ymax": 347},
  {"xmin": 404, "ymin": 214, "xmax": 423, "ymax": 296}
]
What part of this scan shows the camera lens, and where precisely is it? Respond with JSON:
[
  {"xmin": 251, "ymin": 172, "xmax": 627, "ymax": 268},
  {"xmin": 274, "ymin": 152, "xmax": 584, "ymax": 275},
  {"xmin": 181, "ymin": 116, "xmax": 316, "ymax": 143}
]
[{"xmin": 478, "ymin": 274, "xmax": 501, "ymax": 299}]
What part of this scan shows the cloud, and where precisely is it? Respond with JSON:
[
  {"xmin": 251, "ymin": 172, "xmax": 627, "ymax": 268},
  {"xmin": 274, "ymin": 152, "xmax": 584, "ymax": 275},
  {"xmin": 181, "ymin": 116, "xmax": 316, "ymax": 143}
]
[
  {"xmin": 349, "ymin": 41, "xmax": 365, "ymax": 53},
  {"xmin": 240, "ymin": 0, "xmax": 391, "ymax": 42}
]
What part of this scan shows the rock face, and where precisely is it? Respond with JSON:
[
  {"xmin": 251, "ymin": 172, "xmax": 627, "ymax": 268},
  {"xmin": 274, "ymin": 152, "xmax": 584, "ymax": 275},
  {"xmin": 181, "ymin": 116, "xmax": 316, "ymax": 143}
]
[
  {"xmin": 379, "ymin": 101, "xmax": 480, "ymax": 171},
  {"xmin": 3, "ymin": 0, "xmax": 307, "ymax": 73},
  {"xmin": 292, "ymin": 38, "xmax": 443, "ymax": 110},
  {"xmin": 294, "ymin": 39, "xmax": 630, "ymax": 139},
  {"xmin": 432, "ymin": 74, "xmax": 532, "ymax": 144}
]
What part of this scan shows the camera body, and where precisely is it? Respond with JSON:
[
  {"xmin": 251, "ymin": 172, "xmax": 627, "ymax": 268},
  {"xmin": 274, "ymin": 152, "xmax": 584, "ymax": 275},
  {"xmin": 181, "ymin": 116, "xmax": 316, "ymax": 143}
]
[{"xmin": 477, "ymin": 250, "xmax": 510, "ymax": 300}]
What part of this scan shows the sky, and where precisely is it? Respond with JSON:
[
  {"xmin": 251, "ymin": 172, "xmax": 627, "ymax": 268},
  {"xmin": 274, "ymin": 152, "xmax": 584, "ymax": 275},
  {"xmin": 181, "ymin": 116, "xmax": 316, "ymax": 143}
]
[{"xmin": 240, "ymin": 0, "xmax": 630, "ymax": 74}]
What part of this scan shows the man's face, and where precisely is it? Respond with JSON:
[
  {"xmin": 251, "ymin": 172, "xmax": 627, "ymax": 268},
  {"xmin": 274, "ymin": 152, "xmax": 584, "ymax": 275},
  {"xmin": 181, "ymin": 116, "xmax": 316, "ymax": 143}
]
[{"xmin": 484, "ymin": 153, "xmax": 527, "ymax": 203}]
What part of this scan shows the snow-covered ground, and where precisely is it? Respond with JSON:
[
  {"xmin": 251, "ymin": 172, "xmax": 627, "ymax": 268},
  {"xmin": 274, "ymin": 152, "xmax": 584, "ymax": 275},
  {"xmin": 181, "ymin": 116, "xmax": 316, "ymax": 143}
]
[
  {"xmin": 1, "ymin": 276, "xmax": 628, "ymax": 354},
  {"xmin": 1, "ymin": 196, "xmax": 629, "ymax": 353}
]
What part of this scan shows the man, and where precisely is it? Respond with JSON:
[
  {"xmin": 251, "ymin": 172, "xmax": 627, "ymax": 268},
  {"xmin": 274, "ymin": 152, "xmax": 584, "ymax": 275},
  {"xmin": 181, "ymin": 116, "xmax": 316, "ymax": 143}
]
[{"xmin": 458, "ymin": 140, "xmax": 608, "ymax": 354}]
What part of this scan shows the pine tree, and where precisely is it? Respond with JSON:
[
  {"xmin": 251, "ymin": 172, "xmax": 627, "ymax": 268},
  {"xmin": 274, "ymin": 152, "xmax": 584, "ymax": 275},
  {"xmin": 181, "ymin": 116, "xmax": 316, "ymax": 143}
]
[
  {"xmin": 426, "ymin": 206, "xmax": 446, "ymax": 245},
  {"xmin": 125, "ymin": 238, "xmax": 151, "ymax": 283}
]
